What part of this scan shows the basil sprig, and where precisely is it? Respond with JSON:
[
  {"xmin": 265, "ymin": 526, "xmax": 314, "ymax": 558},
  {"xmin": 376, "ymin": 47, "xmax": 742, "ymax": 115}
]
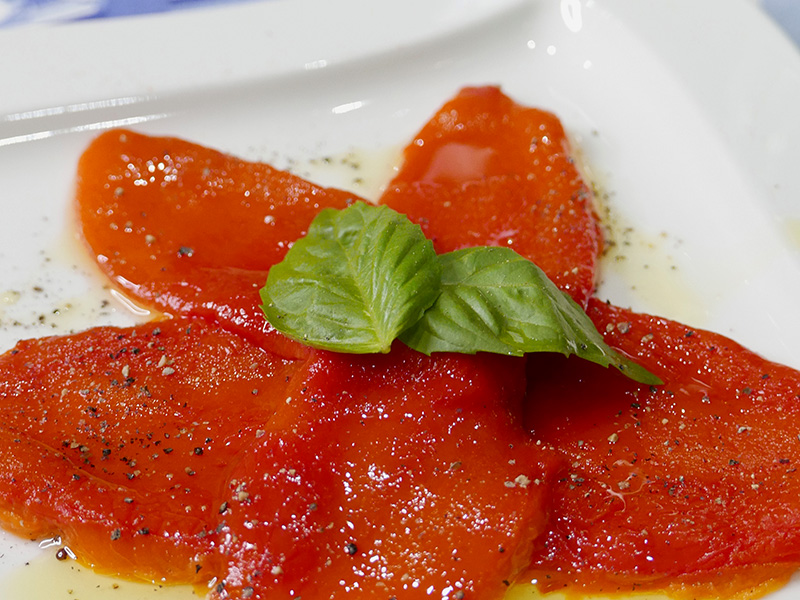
[{"xmin": 260, "ymin": 202, "xmax": 660, "ymax": 385}]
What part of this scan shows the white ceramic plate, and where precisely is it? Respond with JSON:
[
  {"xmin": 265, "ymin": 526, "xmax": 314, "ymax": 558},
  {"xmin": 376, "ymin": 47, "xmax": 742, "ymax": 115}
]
[{"xmin": 1, "ymin": 0, "xmax": 800, "ymax": 598}]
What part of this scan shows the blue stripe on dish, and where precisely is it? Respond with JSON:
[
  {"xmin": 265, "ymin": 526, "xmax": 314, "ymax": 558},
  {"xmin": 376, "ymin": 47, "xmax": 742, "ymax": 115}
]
[
  {"xmin": 762, "ymin": 0, "xmax": 800, "ymax": 47},
  {"xmin": 0, "ymin": 0, "xmax": 263, "ymax": 27}
]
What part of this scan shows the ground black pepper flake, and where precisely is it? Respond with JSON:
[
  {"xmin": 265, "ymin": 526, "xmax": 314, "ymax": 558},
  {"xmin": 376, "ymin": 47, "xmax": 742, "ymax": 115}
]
[
  {"xmin": 344, "ymin": 542, "xmax": 358, "ymax": 556},
  {"xmin": 193, "ymin": 447, "xmax": 204, "ymax": 456},
  {"xmin": 55, "ymin": 547, "xmax": 73, "ymax": 561},
  {"xmin": 110, "ymin": 529, "xmax": 121, "ymax": 540}
]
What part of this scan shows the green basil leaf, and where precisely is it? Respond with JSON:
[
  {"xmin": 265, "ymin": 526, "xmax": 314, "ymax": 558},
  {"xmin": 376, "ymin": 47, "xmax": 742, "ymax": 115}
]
[
  {"xmin": 260, "ymin": 201, "xmax": 441, "ymax": 353},
  {"xmin": 400, "ymin": 246, "xmax": 661, "ymax": 385}
]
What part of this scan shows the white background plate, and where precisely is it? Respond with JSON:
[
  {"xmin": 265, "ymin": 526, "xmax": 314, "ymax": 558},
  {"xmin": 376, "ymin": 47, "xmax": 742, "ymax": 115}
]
[{"xmin": 1, "ymin": 0, "xmax": 800, "ymax": 598}]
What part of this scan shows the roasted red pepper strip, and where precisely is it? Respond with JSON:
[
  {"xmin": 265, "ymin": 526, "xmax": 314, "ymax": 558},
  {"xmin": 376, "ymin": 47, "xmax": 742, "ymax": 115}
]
[
  {"xmin": 524, "ymin": 299, "xmax": 800, "ymax": 596},
  {"xmin": 212, "ymin": 345, "xmax": 557, "ymax": 599},
  {"xmin": 379, "ymin": 86, "xmax": 601, "ymax": 307},
  {"xmin": 76, "ymin": 129, "xmax": 360, "ymax": 359},
  {"xmin": 0, "ymin": 325, "xmax": 558, "ymax": 598},
  {"xmin": 0, "ymin": 318, "xmax": 301, "ymax": 583}
]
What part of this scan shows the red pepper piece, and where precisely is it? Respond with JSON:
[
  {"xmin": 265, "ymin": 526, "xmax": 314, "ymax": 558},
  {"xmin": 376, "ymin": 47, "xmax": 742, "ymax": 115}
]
[
  {"xmin": 211, "ymin": 345, "xmax": 558, "ymax": 599},
  {"xmin": 0, "ymin": 318, "xmax": 301, "ymax": 583},
  {"xmin": 75, "ymin": 129, "xmax": 360, "ymax": 359},
  {"xmin": 0, "ymin": 322, "xmax": 557, "ymax": 598},
  {"xmin": 524, "ymin": 299, "xmax": 800, "ymax": 596},
  {"xmin": 380, "ymin": 86, "xmax": 601, "ymax": 307}
]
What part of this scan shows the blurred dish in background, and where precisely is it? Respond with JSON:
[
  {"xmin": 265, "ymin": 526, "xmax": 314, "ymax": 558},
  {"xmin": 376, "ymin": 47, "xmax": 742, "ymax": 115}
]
[
  {"xmin": 762, "ymin": 0, "xmax": 800, "ymax": 45},
  {"xmin": 0, "ymin": 0, "xmax": 260, "ymax": 26}
]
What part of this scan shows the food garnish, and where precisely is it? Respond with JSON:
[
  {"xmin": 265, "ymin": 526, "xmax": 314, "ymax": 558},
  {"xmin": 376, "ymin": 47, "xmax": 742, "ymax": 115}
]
[{"xmin": 260, "ymin": 202, "xmax": 659, "ymax": 384}]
